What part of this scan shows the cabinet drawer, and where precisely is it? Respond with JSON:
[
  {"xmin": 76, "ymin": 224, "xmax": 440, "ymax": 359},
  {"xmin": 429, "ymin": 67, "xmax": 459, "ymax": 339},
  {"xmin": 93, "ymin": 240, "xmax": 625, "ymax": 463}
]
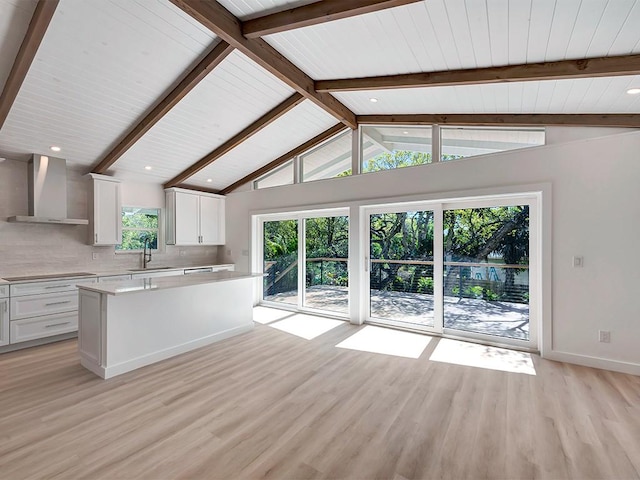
[
  {"xmin": 10, "ymin": 277, "xmax": 95, "ymax": 297},
  {"xmin": 10, "ymin": 292, "xmax": 78, "ymax": 321},
  {"xmin": 0, "ymin": 285, "xmax": 8, "ymax": 298},
  {"xmin": 10, "ymin": 312, "xmax": 78, "ymax": 344}
]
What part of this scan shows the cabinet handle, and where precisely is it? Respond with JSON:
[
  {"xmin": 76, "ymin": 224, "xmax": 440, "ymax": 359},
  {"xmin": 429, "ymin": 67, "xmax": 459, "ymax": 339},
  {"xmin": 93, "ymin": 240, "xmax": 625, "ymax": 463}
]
[
  {"xmin": 45, "ymin": 285, "xmax": 71, "ymax": 289},
  {"xmin": 95, "ymin": 233, "xmax": 98, "ymax": 243},
  {"xmin": 45, "ymin": 322, "xmax": 71, "ymax": 328},
  {"xmin": 45, "ymin": 301, "xmax": 72, "ymax": 306},
  {"xmin": 3, "ymin": 302, "xmax": 6, "ymax": 313}
]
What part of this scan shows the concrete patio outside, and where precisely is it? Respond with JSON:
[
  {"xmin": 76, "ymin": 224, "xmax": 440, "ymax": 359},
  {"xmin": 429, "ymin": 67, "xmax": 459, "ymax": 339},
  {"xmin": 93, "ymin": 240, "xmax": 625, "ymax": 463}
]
[{"xmin": 265, "ymin": 285, "xmax": 529, "ymax": 341}]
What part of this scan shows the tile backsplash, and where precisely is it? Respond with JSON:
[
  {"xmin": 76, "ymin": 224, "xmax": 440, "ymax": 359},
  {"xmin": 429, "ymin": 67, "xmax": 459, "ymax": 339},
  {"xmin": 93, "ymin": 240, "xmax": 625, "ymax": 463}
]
[{"xmin": 0, "ymin": 159, "xmax": 220, "ymax": 277}]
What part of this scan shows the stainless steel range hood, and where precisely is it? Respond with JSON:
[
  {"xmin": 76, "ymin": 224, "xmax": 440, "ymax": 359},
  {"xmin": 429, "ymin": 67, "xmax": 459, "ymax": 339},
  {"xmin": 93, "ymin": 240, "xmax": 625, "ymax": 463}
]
[{"xmin": 7, "ymin": 154, "xmax": 88, "ymax": 225}]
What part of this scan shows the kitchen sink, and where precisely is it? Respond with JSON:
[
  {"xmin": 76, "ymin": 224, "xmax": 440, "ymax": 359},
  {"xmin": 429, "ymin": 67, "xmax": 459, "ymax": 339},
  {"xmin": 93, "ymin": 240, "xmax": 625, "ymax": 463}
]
[{"xmin": 128, "ymin": 267, "xmax": 175, "ymax": 272}]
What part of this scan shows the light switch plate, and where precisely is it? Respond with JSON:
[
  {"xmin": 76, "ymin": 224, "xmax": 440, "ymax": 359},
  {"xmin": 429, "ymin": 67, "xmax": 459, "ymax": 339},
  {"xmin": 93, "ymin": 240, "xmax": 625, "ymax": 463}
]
[{"xmin": 572, "ymin": 256, "xmax": 583, "ymax": 267}]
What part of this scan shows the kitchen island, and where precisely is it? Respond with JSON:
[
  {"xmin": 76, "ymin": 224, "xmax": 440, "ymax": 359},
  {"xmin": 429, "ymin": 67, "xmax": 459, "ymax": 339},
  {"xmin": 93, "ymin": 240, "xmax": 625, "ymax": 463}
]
[{"xmin": 77, "ymin": 271, "xmax": 262, "ymax": 379}]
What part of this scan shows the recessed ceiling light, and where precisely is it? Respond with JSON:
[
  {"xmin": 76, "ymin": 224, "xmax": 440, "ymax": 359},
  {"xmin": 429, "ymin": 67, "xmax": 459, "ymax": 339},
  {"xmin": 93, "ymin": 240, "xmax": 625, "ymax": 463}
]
[
  {"xmin": 206, "ymin": 178, "xmax": 212, "ymax": 183},
  {"xmin": 403, "ymin": 131, "xmax": 409, "ymax": 135},
  {"xmin": 50, "ymin": 146, "xmax": 61, "ymax": 152},
  {"xmin": 144, "ymin": 165, "xmax": 152, "ymax": 170},
  {"xmin": 369, "ymin": 98, "xmax": 378, "ymax": 103},
  {"xmin": 627, "ymin": 88, "xmax": 640, "ymax": 95}
]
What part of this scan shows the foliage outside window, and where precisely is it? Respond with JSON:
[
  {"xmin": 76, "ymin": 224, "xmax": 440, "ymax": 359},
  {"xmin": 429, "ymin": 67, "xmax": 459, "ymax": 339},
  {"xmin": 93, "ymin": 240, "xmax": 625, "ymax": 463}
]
[
  {"xmin": 440, "ymin": 126, "xmax": 545, "ymax": 161},
  {"xmin": 116, "ymin": 207, "xmax": 160, "ymax": 251},
  {"xmin": 254, "ymin": 160, "xmax": 294, "ymax": 190},
  {"xmin": 301, "ymin": 130, "xmax": 352, "ymax": 182},
  {"xmin": 361, "ymin": 125, "xmax": 433, "ymax": 173}
]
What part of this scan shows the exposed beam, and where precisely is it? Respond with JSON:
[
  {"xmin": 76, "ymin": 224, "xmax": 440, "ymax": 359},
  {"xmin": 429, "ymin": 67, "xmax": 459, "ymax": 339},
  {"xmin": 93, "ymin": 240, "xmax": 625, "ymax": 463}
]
[
  {"xmin": 92, "ymin": 41, "xmax": 234, "ymax": 174},
  {"xmin": 164, "ymin": 93, "xmax": 306, "ymax": 188},
  {"xmin": 219, "ymin": 123, "xmax": 347, "ymax": 194},
  {"xmin": 170, "ymin": 0, "xmax": 357, "ymax": 129},
  {"xmin": 0, "ymin": 0, "xmax": 59, "ymax": 130},
  {"xmin": 357, "ymin": 114, "xmax": 640, "ymax": 128},
  {"xmin": 316, "ymin": 54, "xmax": 640, "ymax": 92},
  {"xmin": 242, "ymin": 0, "xmax": 422, "ymax": 38}
]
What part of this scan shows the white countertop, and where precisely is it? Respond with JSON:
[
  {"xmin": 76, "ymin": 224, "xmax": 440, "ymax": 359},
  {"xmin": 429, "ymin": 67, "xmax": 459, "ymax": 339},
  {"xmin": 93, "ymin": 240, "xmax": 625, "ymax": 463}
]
[
  {"xmin": 0, "ymin": 264, "xmax": 234, "ymax": 284},
  {"xmin": 77, "ymin": 271, "xmax": 263, "ymax": 296}
]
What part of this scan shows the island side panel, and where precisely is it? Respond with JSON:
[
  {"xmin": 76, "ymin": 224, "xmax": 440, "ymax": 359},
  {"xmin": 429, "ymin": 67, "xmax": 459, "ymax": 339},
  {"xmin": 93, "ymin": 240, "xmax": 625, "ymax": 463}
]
[
  {"xmin": 102, "ymin": 278, "xmax": 254, "ymax": 378},
  {"xmin": 78, "ymin": 289, "xmax": 104, "ymax": 377}
]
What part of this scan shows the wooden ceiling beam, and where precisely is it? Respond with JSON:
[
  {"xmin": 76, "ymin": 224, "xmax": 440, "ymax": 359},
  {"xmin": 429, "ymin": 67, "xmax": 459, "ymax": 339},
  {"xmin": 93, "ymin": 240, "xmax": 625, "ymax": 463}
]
[
  {"xmin": 164, "ymin": 93, "xmax": 306, "ymax": 188},
  {"xmin": 357, "ymin": 114, "xmax": 640, "ymax": 128},
  {"xmin": 92, "ymin": 40, "xmax": 234, "ymax": 174},
  {"xmin": 219, "ymin": 123, "xmax": 347, "ymax": 194},
  {"xmin": 169, "ymin": 0, "xmax": 357, "ymax": 129},
  {"xmin": 242, "ymin": 0, "xmax": 422, "ymax": 38},
  {"xmin": 0, "ymin": 0, "xmax": 59, "ymax": 130},
  {"xmin": 316, "ymin": 54, "xmax": 640, "ymax": 92}
]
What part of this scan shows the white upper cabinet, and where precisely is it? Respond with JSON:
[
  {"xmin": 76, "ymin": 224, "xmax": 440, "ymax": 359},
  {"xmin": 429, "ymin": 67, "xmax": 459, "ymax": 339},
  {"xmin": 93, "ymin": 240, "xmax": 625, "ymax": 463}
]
[
  {"xmin": 175, "ymin": 191, "xmax": 200, "ymax": 245},
  {"xmin": 165, "ymin": 188, "xmax": 225, "ymax": 246},
  {"xmin": 88, "ymin": 174, "xmax": 122, "ymax": 246}
]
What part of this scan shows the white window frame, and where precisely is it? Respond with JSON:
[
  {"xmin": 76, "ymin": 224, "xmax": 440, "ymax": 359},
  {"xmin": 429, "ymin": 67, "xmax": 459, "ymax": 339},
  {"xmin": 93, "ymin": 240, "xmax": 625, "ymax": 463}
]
[{"xmin": 116, "ymin": 206, "xmax": 163, "ymax": 254}]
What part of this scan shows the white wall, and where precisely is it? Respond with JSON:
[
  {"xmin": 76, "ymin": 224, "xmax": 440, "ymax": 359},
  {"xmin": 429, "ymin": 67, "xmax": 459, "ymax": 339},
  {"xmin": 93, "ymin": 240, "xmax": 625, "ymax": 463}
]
[
  {"xmin": 224, "ymin": 129, "xmax": 640, "ymax": 375},
  {"xmin": 0, "ymin": 162, "xmax": 219, "ymax": 276}
]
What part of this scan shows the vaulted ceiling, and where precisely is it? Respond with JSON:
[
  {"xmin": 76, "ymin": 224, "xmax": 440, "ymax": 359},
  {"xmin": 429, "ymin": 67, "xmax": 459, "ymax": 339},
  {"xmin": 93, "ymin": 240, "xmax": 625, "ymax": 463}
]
[{"xmin": 1, "ymin": 0, "xmax": 639, "ymax": 194}]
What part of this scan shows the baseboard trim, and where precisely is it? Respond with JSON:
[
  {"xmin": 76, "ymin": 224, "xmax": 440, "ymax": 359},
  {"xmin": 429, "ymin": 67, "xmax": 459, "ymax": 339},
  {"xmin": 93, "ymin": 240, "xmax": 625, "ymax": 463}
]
[{"xmin": 546, "ymin": 350, "xmax": 640, "ymax": 376}]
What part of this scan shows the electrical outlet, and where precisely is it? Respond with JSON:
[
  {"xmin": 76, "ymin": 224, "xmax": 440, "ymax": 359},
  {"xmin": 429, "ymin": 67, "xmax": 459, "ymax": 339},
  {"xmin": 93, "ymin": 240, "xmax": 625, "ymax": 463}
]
[
  {"xmin": 92, "ymin": 252, "xmax": 98, "ymax": 260},
  {"xmin": 179, "ymin": 250, "xmax": 186, "ymax": 257},
  {"xmin": 598, "ymin": 330, "xmax": 610, "ymax": 343},
  {"xmin": 572, "ymin": 256, "xmax": 584, "ymax": 268},
  {"xmin": 226, "ymin": 248, "xmax": 232, "ymax": 256}
]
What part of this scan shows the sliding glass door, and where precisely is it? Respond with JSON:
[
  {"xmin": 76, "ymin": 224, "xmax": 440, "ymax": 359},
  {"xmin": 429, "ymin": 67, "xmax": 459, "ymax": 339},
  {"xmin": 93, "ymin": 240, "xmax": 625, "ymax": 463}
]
[
  {"xmin": 368, "ymin": 209, "xmax": 438, "ymax": 331},
  {"xmin": 365, "ymin": 196, "xmax": 536, "ymax": 349},
  {"xmin": 263, "ymin": 219, "xmax": 298, "ymax": 305},
  {"xmin": 443, "ymin": 204, "xmax": 531, "ymax": 342},
  {"xmin": 304, "ymin": 215, "xmax": 349, "ymax": 315},
  {"xmin": 260, "ymin": 209, "xmax": 350, "ymax": 317}
]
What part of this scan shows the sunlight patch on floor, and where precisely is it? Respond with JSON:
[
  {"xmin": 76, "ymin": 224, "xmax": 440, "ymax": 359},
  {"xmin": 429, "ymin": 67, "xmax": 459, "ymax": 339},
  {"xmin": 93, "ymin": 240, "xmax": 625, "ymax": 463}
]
[
  {"xmin": 253, "ymin": 306, "xmax": 295, "ymax": 325},
  {"xmin": 268, "ymin": 314, "xmax": 344, "ymax": 340},
  {"xmin": 429, "ymin": 338, "xmax": 536, "ymax": 375},
  {"xmin": 336, "ymin": 325, "xmax": 432, "ymax": 359}
]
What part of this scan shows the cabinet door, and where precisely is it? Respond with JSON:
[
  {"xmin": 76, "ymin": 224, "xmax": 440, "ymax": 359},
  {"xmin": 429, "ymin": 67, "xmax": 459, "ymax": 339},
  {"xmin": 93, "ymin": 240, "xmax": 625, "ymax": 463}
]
[
  {"xmin": 174, "ymin": 192, "xmax": 200, "ymax": 245},
  {"xmin": 0, "ymin": 299, "xmax": 8, "ymax": 347},
  {"xmin": 199, "ymin": 196, "xmax": 221, "ymax": 245},
  {"xmin": 93, "ymin": 179, "xmax": 121, "ymax": 245}
]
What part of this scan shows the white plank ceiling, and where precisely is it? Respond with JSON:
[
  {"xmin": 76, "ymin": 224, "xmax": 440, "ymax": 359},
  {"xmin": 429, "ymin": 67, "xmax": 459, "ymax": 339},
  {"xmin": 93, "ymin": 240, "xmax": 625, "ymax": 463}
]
[
  {"xmin": 0, "ymin": 0, "xmax": 640, "ymax": 189},
  {"xmin": 0, "ymin": 0, "xmax": 217, "ymax": 166},
  {"xmin": 115, "ymin": 49, "xmax": 295, "ymax": 183},
  {"xmin": 335, "ymin": 75, "xmax": 640, "ymax": 114},
  {"xmin": 0, "ymin": 0, "xmax": 38, "ymax": 94},
  {"xmin": 188, "ymin": 100, "xmax": 337, "ymax": 189},
  {"xmin": 265, "ymin": 0, "xmax": 640, "ymax": 79},
  {"xmin": 217, "ymin": 0, "xmax": 317, "ymax": 20}
]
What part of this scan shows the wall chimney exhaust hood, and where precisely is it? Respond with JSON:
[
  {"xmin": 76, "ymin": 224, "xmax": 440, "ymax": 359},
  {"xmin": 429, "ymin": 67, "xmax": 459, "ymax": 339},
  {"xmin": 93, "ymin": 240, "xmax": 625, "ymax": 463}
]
[{"xmin": 7, "ymin": 154, "xmax": 88, "ymax": 225}]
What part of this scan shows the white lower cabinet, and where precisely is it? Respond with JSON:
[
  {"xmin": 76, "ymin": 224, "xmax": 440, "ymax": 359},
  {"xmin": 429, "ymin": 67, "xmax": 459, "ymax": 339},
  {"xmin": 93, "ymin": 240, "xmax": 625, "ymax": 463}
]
[
  {"xmin": 10, "ymin": 291, "xmax": 78, "ymax": 321},
  {"xmin": 6, "ymin": 276, "xmax": 96, "ymax": 345},
  {"xmin": 10, "ymin": 311, "xmax": 78, "ymax": 344},
  {"xmin": 0, "ymin": 299, "xmax": 8, "ymax": 347}
]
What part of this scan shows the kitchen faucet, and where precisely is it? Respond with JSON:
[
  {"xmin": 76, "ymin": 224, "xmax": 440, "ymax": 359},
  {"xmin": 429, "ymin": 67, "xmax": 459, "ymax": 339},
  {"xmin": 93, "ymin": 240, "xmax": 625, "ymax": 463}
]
[{"xmin": 142, "ymin": 237, "xmax": 152, "ymax": 269}]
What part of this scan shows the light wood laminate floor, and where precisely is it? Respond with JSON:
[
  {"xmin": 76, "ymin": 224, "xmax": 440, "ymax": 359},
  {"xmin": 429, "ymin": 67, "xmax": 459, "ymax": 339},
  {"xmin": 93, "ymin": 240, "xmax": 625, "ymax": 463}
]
[{"xmin": 1, "ymin": 319, "xmax": 639, "ymax": 480}]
